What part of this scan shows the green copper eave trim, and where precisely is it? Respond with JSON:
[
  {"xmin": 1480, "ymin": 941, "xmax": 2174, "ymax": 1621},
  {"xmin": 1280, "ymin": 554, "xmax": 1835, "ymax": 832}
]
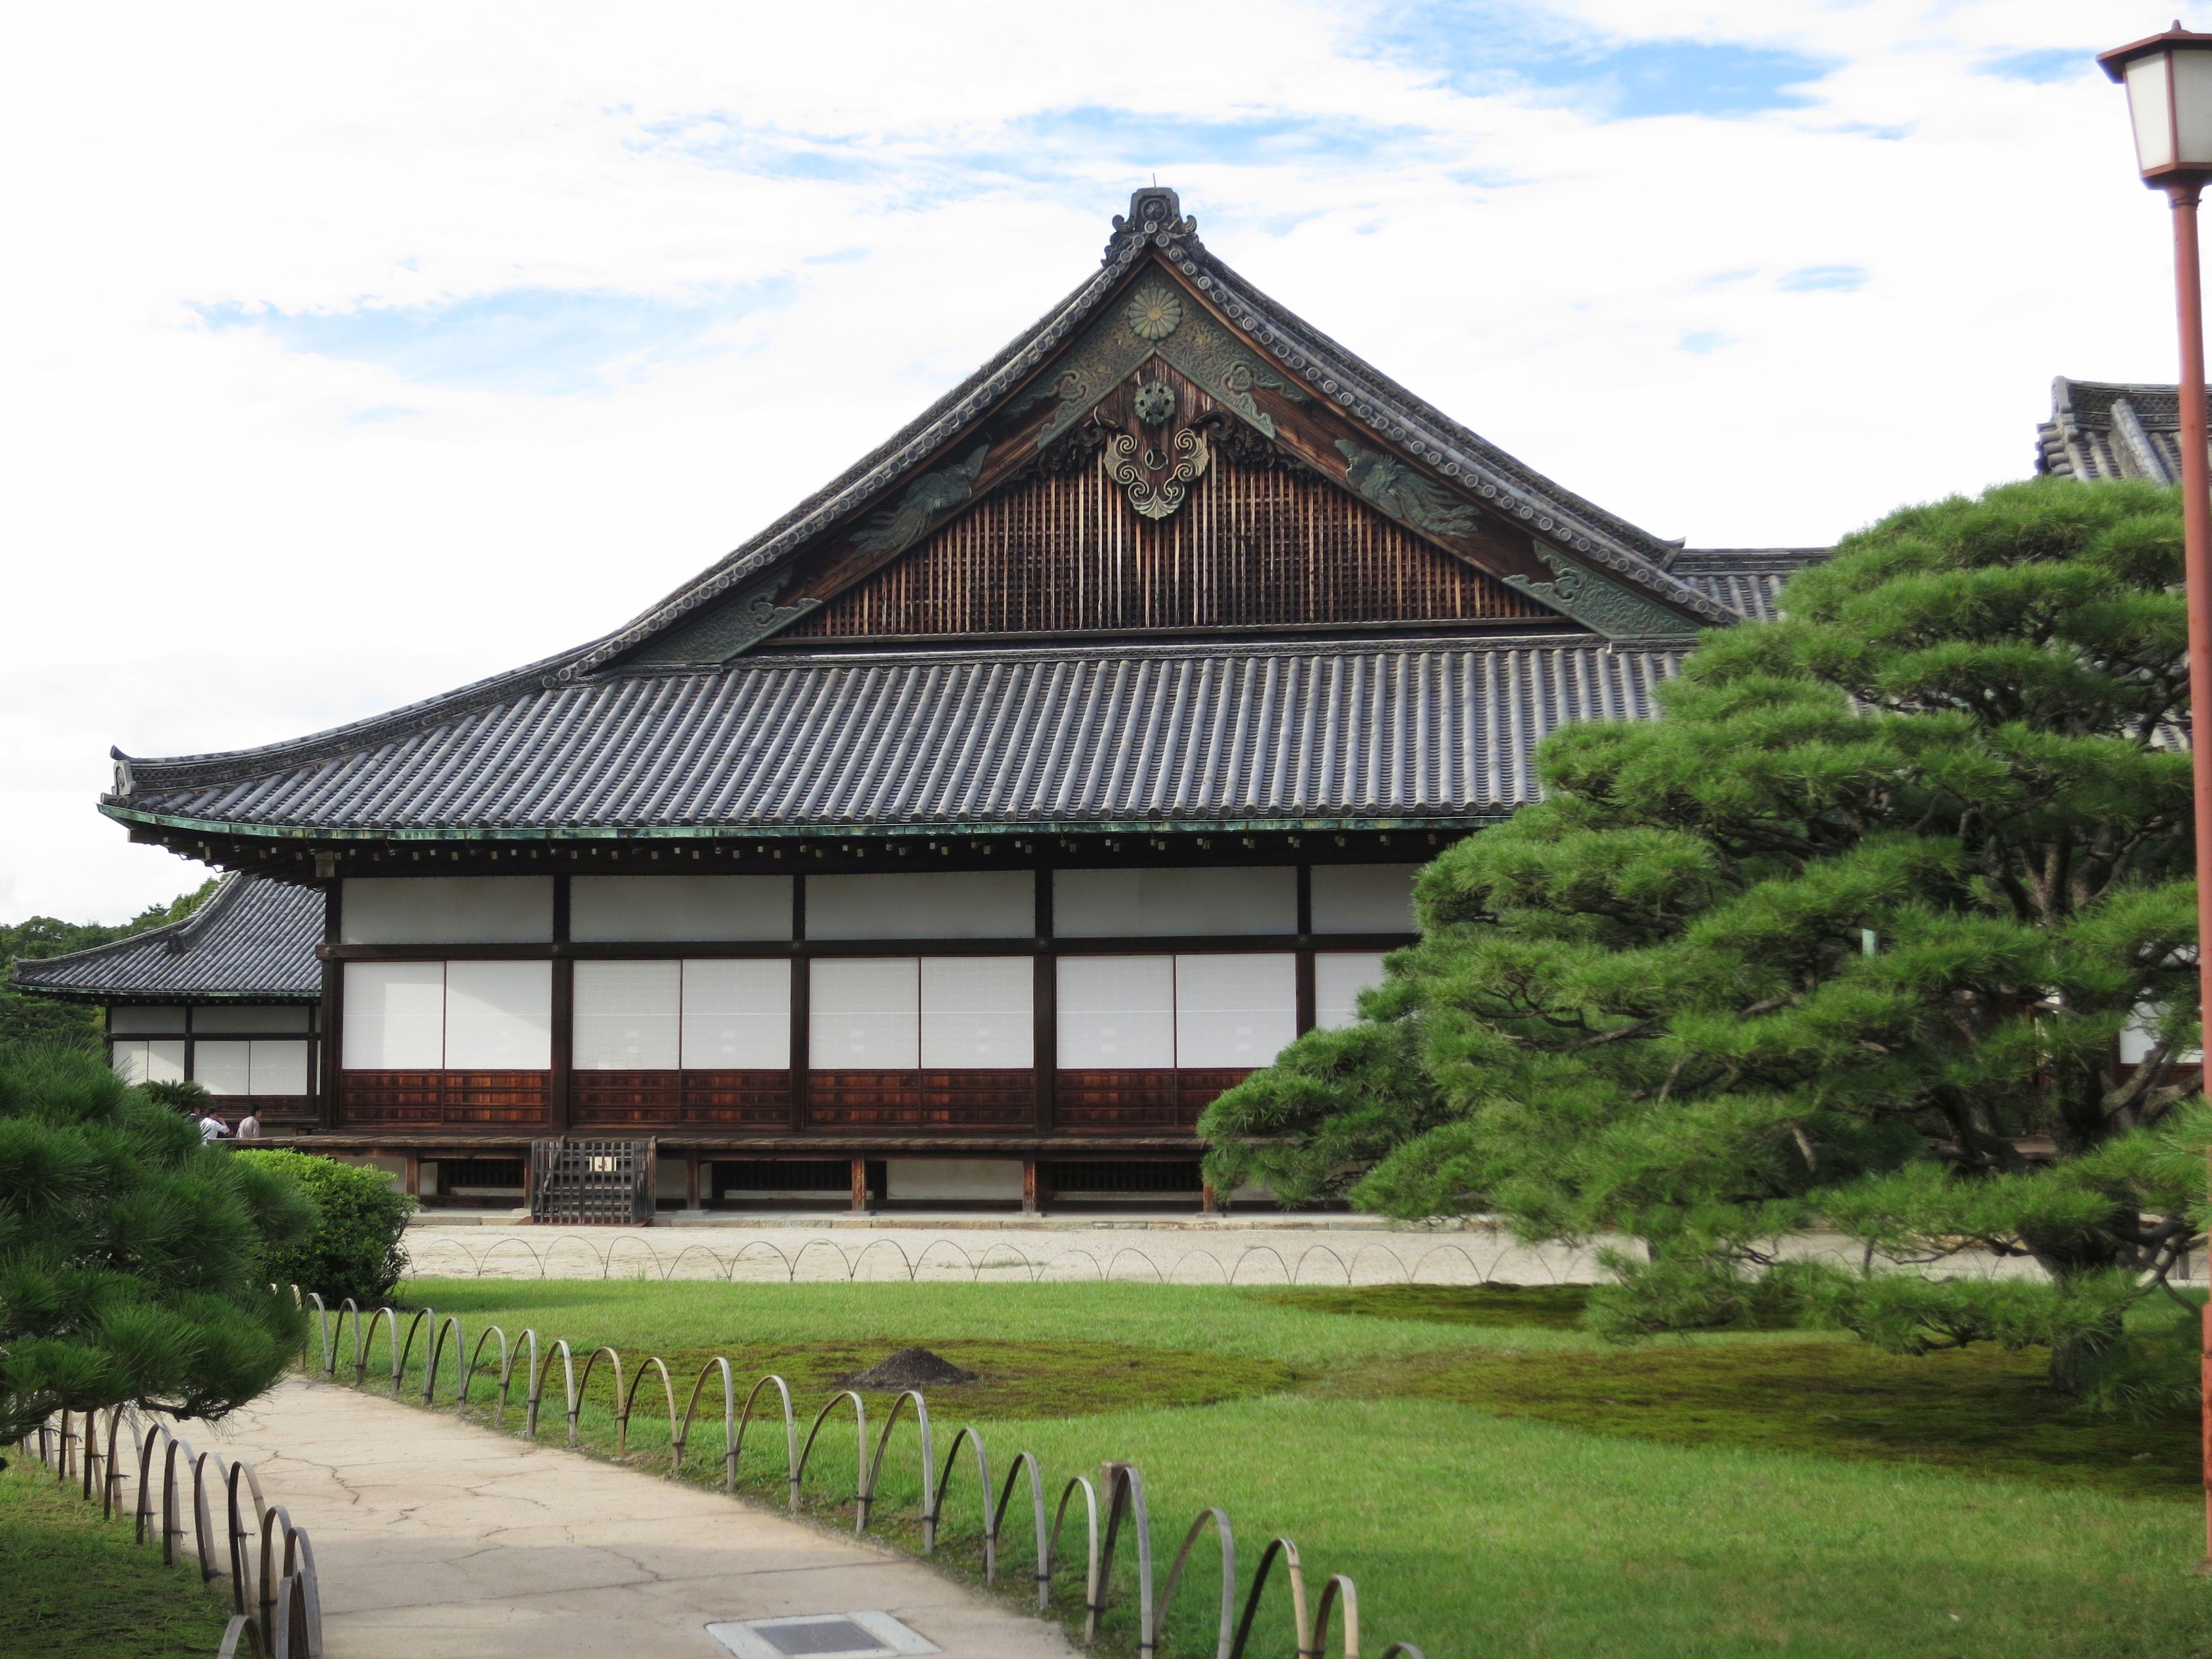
[
  {"xmin": 99, "ymin": 802, "xmax": 1506, "ymax": 843},
  {"xmin": 9, "ymin": 983, "xmax": 319, "ymax": 1006}
]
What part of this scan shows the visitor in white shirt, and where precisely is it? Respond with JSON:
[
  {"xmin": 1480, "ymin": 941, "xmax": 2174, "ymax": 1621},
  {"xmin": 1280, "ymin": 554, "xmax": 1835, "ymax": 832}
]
[{"xmin": 197, "ymin": 1112, "xmax": 228, "ymax": 1144}]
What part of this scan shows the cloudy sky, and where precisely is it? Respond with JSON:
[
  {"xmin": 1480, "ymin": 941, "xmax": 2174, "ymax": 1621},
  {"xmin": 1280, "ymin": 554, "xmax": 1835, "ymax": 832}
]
[{"xmin": 0, "ymin": 1, "xmax": 2184, "ymax": 921}]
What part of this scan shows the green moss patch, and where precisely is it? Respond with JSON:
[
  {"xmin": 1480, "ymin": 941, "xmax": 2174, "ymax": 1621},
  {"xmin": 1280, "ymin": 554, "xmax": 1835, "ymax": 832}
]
[
  {"xmin": 1347, "ymin": 1335, "xmax": 2201, "ymax": 1498},
  {"xmin": 557, "ymin": 1339, "xmax": 1300, "ymax": 1423},
  {"xmin": 1252, "ymin": 1282, "xmax": 1592, "ymax": 1328}
]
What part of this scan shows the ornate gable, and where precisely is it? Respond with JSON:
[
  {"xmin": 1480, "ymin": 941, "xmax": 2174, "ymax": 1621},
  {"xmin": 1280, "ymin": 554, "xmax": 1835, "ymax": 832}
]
[{"xmin": 631, "ymin": 205, "xmax": 1710, "ymax": 666}]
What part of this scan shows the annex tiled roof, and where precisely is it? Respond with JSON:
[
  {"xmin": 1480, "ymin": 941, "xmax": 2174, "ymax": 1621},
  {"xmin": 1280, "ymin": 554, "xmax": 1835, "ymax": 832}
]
[
  {"xmin": 1667, "ymin": 548, "xmax": 1828, "ymax": 623},
  {"xmin": 9, "ymin": 874, "xmax": 321, "ymax": 1002},
  {"xmin": 105, "ymin": 637, "xmax": 1689, "ymax": 838},
  {"xmin": 2036, "ymin": 377, "xmax": 2208, "ymax": 483}
]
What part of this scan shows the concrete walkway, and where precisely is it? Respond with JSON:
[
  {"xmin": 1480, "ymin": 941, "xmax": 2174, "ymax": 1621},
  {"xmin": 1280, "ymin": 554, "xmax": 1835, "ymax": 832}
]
[{"xmin": 191, "ymin": 1377, "xmax": 1076, "ymax": 1659}]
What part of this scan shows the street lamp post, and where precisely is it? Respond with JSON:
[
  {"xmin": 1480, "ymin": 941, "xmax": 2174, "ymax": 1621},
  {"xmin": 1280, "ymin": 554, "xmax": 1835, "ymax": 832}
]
[{"xmin": 2103, "ymin": 20, "xmax": 2212, "ymax": 1568}]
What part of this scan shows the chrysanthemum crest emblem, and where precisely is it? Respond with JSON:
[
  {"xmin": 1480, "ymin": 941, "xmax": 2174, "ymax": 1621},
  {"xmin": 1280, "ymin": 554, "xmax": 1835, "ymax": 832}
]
[{"xmin": 1124, "ymin": 285, "xmax": 1183, "ymax": 341}]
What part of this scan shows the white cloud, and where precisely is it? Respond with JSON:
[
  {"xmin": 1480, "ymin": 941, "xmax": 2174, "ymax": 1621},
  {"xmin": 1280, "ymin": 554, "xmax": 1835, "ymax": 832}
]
[{"xmin": 0, "ymin": 0, "xmax": 2190, "ymax": 917}]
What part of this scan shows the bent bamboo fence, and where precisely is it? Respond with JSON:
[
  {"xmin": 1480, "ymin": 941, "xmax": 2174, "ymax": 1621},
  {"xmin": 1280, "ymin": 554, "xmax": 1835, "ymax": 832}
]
[
  {"xmin": 25, "ymin": 1399, "xmax": 322, "ymax": 1658},
  {"xmin": 305, "ymin": 1292, "xmax": 1428, "ymax": 1659},
  {"xmin": 403, "ymin": 1229, "xmax": 1592, "ymax": 1290}
]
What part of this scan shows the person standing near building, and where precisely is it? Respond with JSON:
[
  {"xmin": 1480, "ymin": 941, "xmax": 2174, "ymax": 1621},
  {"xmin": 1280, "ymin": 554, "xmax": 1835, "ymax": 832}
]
[
  {"xmin": 236, "ymin": 1108, "xmax": 262, "ymax": 1140},
  {"xmin": 196, "ymin": 1109, "xmax": 228, "ymax": 1144}
]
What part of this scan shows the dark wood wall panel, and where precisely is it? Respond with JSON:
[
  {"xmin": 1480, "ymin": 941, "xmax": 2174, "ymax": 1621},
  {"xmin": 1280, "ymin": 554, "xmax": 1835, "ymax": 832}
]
[
  {"xmin": 785, "ymin": 457, "xmax": 1543, "ymax": 640},
  {"xmin": 807, "ymin": 1070, "xmax": 1038, "ymax": 1130},
  {"xmin": 1055, "ymin": 1068, "xmax": 1250, "ymax": 1131},
  {"xmin": 573, "ymin": 1070, "xmax": 792, "ymax": 1128},
  {"xmin": 339, "ymin": 1071, "xmax": 550, "ymax": 1129}
]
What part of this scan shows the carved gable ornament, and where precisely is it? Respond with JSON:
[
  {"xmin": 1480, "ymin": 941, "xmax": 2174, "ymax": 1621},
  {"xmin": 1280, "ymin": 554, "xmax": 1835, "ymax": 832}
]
[
  {"xmin": 1021, "ymin": 276, "xmax": 1307, "ymax": 457},
  {"xmin": 1109, "ymin": 377, "xmax": 1210, "ymax": 519}
]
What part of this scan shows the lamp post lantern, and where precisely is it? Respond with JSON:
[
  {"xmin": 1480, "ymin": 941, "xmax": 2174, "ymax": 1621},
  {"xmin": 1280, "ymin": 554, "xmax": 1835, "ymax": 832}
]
[{"xmin": 2101, "ymin": 19, "xmax": 2212, "ymax": 1568}]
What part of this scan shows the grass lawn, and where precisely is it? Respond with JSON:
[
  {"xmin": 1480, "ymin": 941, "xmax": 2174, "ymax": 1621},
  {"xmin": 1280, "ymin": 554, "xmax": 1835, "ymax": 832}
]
[
  {"xmin": 0, "ymin": 1453, "xmax": 235, "ymax": 1659},
  {"xmin": 332, "ymin": 1278, "xmax": 2209, "ymax": 1659}
]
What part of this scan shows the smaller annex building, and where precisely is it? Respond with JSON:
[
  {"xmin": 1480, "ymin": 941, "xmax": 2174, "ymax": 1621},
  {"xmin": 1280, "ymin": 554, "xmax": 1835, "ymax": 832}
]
[
  {"xmin": 14, "ymin": 874, "xmax": 322, "ymax": 1119},
  {"xmin": 19, "ymin": 188, "xmax": 1825, "ymax": 1216}
]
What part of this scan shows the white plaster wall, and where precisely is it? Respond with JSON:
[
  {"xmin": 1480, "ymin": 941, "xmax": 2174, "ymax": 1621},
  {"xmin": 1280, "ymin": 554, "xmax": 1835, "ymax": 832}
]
[{"xmin": 885, "ymin": 1159, "xmax": 1024, "ymax": 1200}]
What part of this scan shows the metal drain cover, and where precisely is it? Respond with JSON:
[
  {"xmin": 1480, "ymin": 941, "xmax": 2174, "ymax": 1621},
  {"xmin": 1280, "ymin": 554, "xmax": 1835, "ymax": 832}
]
[{"xmin": 708, "ymin": 1611, "xmax": 939, "ymax": 1659}]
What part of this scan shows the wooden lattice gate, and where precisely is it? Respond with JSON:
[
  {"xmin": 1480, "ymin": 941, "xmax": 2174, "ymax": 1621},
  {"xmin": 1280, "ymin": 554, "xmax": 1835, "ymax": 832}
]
[{"xmin": 529, "ymin": 1138, "xmax": 656, "ymax": 1225}]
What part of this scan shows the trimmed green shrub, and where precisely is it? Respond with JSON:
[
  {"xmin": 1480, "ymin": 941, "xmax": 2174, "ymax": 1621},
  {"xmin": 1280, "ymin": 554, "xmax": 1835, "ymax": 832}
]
[
  {"xmin": 231, "ymin": 1151, "xmax": 413, "ymax": 1308},
  {"xmin": 0, "ymin": 1045, "xmax": 311, "ymax": 1444}
]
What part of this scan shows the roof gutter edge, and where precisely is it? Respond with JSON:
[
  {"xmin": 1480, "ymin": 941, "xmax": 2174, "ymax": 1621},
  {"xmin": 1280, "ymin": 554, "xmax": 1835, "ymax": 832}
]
[{"xmin": 100, "ymin": 804, "xmax": 1511, "ymax": 844}]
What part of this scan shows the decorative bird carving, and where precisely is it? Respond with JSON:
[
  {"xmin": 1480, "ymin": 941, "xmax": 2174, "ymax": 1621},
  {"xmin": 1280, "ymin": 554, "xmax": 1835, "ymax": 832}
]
[
  {"xmin": 1335, "ymin": 440, "xmax": 1481, "ymax": 536},
  {"xmin": 851, "ymin": 444, "xmax": 991, "ymax": 556}
]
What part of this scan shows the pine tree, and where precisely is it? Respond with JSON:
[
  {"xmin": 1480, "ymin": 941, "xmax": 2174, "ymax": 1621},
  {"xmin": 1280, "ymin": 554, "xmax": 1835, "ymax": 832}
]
[
  {"xmin": 0, "ymin": 1045, "xmax": 312, "ymax": 1446},
  {"xmin": 1203, "ymin": 478, "xmax": 2208, "ymax": 1392}
]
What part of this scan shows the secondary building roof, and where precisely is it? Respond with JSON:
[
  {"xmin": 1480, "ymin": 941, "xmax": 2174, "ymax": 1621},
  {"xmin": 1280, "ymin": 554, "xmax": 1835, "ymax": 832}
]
[
  {"xmin": 2036, "ymin": 377, "xmax": 2207, "ymax": 484},
  {"xmin": 10, "ymin": 873, "xmax": 321, "ymax": 1003}
]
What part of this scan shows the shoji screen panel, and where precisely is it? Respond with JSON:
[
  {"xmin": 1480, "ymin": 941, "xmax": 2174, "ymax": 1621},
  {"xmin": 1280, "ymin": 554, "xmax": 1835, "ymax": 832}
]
[
  {"xmin": 809, "ymin": 959, "xmax": 920, "ymax": 1069},
  {"xmin": 343, "ymin": 963, "xmax": 446, "ymax": 1069},
  {"xmin": 681, "ymin": 959, "xmax": 791, "ymax": 1068},
  {"xmin": 920, "ymin": 957, "xmax": 1034, "ymax": 1068},
  {"xmin": 1172, "ymin": 954, "xmax": 1297, "ymax": 1068},
  {"xmin": 1314, "ymin": 952, "xmax": 1391, "ymax": 1032},
  {"xmin": 573, "ymin": 961, "xmax": 682, "ymax": 1070},
  {"xmin": 442, "ymin": 962, "xmax": 552, "ymax": 1070},
  {"xmin": 1055, "ymin": 956, "xmax": 1176, "ymax": 1068}
]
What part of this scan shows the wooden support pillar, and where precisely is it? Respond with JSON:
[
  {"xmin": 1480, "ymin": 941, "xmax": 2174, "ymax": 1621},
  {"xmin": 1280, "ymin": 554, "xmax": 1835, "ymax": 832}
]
[
  {"xmin": 404, "ymin": 1152, "xmax": 421, "ymax": 1200},
  {"xmin": 685, "ymin": 1152, "xmax": 702, "ymax": 1211},
  {"xmin": 1022, "ymin": 1159, "xmax": 1040, "ymax": 1214},
  {"xmin": 851, "ymin": 1156, "xmax": 869, "ymax": 1215},
  {"xmin": 1201, "ymin": 1178, "xmax": 1219, "ymax": 1217}
]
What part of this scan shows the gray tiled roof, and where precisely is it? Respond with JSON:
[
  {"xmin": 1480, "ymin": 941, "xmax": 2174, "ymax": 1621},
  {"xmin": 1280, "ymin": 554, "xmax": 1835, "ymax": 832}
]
[
  {"xmin": 10, "ymin": 874, "xmax": 321, "ymax": 1002},
  {"xmin": 2037, "ymin": 377, "xmax": 2206, "ymax": 483},
  {"xmin": 107, "ymin": 637, "xmax": 1689, "ymax": 837},
  {"xmin": 1668, "ymin": 549, "xmax": 1828, "ymax": 622}
]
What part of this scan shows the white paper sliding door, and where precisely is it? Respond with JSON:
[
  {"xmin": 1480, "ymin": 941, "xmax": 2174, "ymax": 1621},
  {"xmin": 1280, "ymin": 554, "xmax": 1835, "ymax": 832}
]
[
  {"xmin": 249, "ymin": 1040, "xmax": 313, "ymax": 1094},
  {"xmin": 920, "ymin": 957, "xmax": 1034, "ymax": 1068},
  {"xmin": 195, "ymin": 1041, "xmax": 253, "ymax": 1095},
  {"xmin": 444, "ymin": 962, "xmax": 552, "ymax": 1069},
  {"xmin": 1314, "ymin": 952, "xmax": 1390, "ymax": 1031},
  {"xmin": 810, "ymin": 959, "xmax": 919, "ymax": 1068},
  {"xmin": 112, "ymin": 1040, "xmax": 187, "ymax": 1085},
  {"xmin": 1173, "ymin": 954, "xmax": 1297, "ymax": 1068},
  {"xmin": 682, "ymin": 959, "xmax": 791, "ymax": 1067},
  {"xmin": 573, "ymin": 961, "xmax": 682, "ymax": 1070},
  {"xmin": 344, "ymin": 963, "xmax": 446, "ymax": 1068},
  {"xmin": 1055, "ymin": 956, "xmax": 1176, "ymax": 1067}
]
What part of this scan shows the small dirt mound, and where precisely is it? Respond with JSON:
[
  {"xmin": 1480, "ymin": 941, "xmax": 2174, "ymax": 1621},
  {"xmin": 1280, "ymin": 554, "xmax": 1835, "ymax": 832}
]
[{"xmin": 841, "ymin": 1347, "xmax": 980, "ymax": 1390}]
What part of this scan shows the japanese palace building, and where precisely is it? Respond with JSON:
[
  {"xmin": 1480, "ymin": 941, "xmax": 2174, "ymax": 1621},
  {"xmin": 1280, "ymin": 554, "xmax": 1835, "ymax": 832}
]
[{"xmin": 18, "ymin": 188, "xmax": 1822, "ymax": 1213}]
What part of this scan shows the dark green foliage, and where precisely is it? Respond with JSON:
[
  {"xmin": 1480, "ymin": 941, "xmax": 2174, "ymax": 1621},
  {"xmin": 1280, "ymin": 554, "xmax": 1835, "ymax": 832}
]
[
  {"xmin": 0, "ymin": 1044, "xmax": 311, "ymax": 1444},
  {"xmin": 137, "ymin": 1079, "xmax": 211, "ymax": 1115},
  {"xmin": 232, "ymin": 1151, "xmax": 412, "ymax": 1308},
  {"xmin": 0, "ymin": 880, "xmax": 220, "ymax": 1049},
  {"xmin": 1203, "ymin": 478, "xmax": 2207, "ymax": 1392}
]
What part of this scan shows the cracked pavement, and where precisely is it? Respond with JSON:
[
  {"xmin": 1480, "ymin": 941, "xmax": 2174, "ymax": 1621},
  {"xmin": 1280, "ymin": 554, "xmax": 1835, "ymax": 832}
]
[{"xmin": 188, "ymin": 1377, "xmax": 1079, "ymax": 1658}]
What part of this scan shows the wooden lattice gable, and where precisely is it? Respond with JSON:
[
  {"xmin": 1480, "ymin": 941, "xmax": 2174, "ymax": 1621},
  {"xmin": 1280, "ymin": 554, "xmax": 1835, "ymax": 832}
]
[{"xmin": 601, "ymin": 188, "xmax": 1727, "ymax": 672}]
